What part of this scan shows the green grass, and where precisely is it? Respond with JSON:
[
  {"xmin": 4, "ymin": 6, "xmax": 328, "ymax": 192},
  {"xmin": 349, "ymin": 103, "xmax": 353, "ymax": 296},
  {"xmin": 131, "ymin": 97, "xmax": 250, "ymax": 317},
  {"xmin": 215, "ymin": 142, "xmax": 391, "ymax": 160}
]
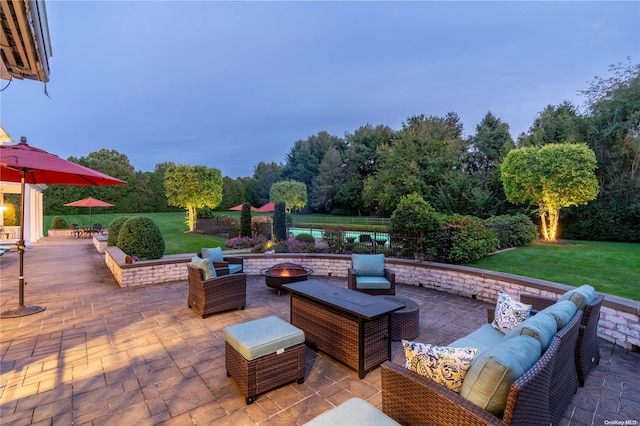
[{"xmin": 465, "ymin": 240, "xmax": 640, "ymax": 301}]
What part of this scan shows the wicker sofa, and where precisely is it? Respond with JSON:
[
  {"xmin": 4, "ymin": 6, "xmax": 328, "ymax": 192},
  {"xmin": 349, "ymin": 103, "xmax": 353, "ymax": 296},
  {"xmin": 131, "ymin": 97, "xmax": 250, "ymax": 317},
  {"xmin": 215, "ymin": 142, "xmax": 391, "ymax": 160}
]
[{"xmin": 381, "ymin": 295, "xmax": 584, "ymax": 426}]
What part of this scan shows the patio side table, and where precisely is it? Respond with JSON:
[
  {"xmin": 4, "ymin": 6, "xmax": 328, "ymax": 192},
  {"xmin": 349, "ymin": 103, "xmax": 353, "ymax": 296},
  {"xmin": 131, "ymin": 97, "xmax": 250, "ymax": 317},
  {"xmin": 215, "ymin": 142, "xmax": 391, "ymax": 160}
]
[{"xmin": 380, "ymin": 296, "xmax": 420, "ymax": 341}]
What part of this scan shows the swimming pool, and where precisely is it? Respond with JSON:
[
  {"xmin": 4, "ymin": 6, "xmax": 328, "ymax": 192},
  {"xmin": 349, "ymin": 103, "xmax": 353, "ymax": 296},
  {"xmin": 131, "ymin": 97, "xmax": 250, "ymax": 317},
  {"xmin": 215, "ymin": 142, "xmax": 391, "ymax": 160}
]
[{"xmin": 288, "ymin": 227, "xmax": 389, "ymax": 243}]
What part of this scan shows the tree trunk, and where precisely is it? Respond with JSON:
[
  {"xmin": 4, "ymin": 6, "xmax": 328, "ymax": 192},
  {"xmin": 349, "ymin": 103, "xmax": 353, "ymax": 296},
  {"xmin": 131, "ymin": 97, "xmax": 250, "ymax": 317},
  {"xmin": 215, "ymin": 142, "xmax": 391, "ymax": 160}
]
[{"xmin": 188, "ymin": 206, "xmax": 197, "ymax": 232}]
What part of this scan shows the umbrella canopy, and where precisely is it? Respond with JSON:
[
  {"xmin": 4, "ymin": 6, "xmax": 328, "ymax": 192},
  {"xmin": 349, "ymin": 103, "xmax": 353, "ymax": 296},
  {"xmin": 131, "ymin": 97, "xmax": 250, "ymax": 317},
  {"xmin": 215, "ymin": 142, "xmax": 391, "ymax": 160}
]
[
  {"xmin": 0, "ymin": 138, "xmax": 126, "ymax": 318},
  {"xmin": 64, "ymin": 197, "xmax": 115, "ymax": 225},
  {"xmin": 229, "ymin": 203, "xmax": 258, "ymax": 212},
  {"xmin": 255, "ymin": 202, "xmax": 275, "ymax": 212}
]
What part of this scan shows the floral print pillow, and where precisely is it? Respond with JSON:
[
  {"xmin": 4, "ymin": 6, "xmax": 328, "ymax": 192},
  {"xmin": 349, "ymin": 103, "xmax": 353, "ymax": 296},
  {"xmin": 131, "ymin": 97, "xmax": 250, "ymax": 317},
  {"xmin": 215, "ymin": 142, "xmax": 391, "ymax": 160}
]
[
  {"xmin": 403, "ymin": 340, "xmax": 477, "ymax": 392},
  {"xmin": 491, "ymin": 290, "xmax": 531, "ymax": 333}
]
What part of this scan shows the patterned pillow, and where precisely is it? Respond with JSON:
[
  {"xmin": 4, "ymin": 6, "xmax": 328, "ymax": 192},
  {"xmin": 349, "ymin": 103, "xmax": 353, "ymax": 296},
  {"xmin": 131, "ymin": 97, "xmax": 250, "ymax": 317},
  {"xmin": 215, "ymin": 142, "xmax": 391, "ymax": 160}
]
[
  {"xmin": 402, "ymin": 340, "xmax": 477, "ymax": 392},
  {"xmin": 491, "ymin": 290, "xmax": 531, "ymax": 333}
]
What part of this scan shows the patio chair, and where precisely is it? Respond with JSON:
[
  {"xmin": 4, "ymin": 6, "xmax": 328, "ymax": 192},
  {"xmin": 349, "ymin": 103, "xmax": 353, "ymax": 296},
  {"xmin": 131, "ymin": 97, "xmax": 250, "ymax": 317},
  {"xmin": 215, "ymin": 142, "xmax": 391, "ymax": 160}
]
[
  {"xmin": 186, "ymin": 264, "xmax": 247, "ymax": 318},
  {"xmin": 348, "ymin": 253, "xmax": 395, "ymax": 295},
  {"xmin": 199, "ymin": 247, "xmax": 244, "ymax": 274}
]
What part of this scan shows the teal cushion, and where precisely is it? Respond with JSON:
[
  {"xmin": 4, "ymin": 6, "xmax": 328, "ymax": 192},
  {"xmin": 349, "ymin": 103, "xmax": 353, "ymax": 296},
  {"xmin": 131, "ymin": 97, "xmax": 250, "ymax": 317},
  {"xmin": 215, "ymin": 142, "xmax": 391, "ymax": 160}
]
[
  {"xmin": 304, "ymin": 398, "xmax": 401, "ymax": 426},
  {"xmin": 201, "ymin": 247, "xmax": 224, "ymax": 262},
  {"xmin": 460, "ymin": 335, "xmax": 542, "ymax": 416},
  {"xmin": 558, "ymin": 285, "xmax": 596, "ymax": 310},
  {"xmin": 191, "ymin": 256, "xmax": 216, "ymax": 280},
  {"xmin": 228, "ymin": 264, "xmax": 243, "ymax": 274},
  {"xmin": 450, "ymin": 324, "xmax": 505, "ymax": 356},
  {"xmin": 538, "ymin": 300, "xmax": 577, "ymax": 330},
  {"xmin": 223, "ymin": 316, "xmax": 305, "ymax": 361},
  {"xmin": 352, "ymin": 254, "xmax": 385, "ymax": 277},
  {"xmin": 355, "ymin": 276, "xmax": 391, "ymax": 289},
  {"xmin": 504, "ymin": 311, "xmax": 557, "ymax": 351}
]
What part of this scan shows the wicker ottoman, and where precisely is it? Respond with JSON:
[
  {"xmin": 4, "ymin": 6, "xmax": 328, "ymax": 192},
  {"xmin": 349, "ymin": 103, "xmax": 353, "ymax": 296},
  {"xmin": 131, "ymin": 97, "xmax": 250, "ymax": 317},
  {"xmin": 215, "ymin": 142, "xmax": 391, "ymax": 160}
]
[
  {"xmin": 304, "ymin": 397, "xmax": 400, "ymax": 425},
  {"xmin": 223, "ymin": 316, "xmax": 306, "ymax": 404},
  {"xmin": 380, "ymin": 296, "xmax": 420, "ymax": 341}
]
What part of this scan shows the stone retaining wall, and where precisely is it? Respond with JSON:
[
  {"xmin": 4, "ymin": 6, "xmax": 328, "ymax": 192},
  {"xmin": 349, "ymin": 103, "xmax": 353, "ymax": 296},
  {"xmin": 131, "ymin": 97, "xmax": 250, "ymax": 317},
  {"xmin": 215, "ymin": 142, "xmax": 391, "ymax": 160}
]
[{"xmin": 103, "ymin": 250, "xmax": 640, "ymax": 351}]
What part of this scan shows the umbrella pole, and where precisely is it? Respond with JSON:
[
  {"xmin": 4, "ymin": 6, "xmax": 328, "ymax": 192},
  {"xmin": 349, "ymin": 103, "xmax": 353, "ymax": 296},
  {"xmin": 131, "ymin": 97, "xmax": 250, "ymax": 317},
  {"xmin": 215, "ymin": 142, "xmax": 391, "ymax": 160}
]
[{"xmin": 0, "ymin": 171, "xmax": 45, "ymax": 318}]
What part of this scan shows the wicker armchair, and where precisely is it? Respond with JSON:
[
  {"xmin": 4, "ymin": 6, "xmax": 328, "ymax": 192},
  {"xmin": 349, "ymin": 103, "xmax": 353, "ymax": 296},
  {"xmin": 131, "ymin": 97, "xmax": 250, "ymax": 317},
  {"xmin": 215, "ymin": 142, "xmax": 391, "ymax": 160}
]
[
  {"xmin": 347, "ymin": 254, "xmax": 396, "ymax": 296},
  {"xmin": 381, "ymin": 309, "xmax": 583, "ymax": 426},
  {"xmin": 521, "ymin": 293, "xmax": 603, "ymax": 386},
  {"xmin": 197, "ymin": 251, "xmax": 244, "ymax": 274},
  {"xmin": 186, "ymin": 264, "xmax": 247, "ymax": 318}
]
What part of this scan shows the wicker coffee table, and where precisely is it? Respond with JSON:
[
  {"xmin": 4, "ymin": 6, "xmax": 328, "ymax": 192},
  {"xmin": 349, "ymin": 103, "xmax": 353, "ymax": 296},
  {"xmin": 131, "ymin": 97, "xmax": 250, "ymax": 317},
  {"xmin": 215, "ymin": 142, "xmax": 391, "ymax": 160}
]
[{"xmin": 380, "ymin": 296, "xmax": 420, "ymax": 341}]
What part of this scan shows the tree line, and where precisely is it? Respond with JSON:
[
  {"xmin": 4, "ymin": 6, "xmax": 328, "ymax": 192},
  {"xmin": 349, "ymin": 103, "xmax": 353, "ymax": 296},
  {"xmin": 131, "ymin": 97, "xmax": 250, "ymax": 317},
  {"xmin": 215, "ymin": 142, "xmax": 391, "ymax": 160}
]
[{"xmin": 41, "ymin": 60, "xmax": 639, "ymax": 242}]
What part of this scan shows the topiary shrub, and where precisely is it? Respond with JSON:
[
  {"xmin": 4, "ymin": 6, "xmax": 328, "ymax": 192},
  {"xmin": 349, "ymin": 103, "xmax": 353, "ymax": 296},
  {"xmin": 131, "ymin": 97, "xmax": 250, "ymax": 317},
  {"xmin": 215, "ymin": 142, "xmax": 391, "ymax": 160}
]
[
  {"xmin": 485, "ymin": 214, "xmax": 538, "ymax": 248},
  {"xmin": 294, "ymin": 233, "xmax": 315, "ymax": 243},
  {"xmin": 107, "ymin": 217, "xmax": 130, "ymax": 246},
  {"xmin": 240, "ymin": 203, "xmax": 252, "ymax": 237},
  {"xmin": 273, "ymin": 201, "xmax": 287, "ymax": 242},
  {"xmin": 117, "ymin": 216, "xmax": 165, "ymax": 260},
  {"xmin": 390, "ymin": 193, "xmax": 444, "ymax": 259},
  {"xmin": 51, "ymin": 216, "xmax": 68, "ymax": 229}
]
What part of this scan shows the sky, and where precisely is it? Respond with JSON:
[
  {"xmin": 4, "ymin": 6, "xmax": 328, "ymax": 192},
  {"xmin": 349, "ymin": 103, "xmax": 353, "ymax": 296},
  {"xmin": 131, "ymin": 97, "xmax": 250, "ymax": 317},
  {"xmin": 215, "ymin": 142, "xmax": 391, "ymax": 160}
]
[{"xmin": 1, "ymin": 1, "xmax": 639, "ymax": 179}]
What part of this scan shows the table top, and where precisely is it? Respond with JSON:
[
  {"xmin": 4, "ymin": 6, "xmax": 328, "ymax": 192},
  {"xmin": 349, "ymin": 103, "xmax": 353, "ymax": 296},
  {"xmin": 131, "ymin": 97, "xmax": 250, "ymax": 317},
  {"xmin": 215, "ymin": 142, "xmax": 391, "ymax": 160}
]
[{"xmin": 283, "ymin": 279, "xmax": 404, "ymax": 320}]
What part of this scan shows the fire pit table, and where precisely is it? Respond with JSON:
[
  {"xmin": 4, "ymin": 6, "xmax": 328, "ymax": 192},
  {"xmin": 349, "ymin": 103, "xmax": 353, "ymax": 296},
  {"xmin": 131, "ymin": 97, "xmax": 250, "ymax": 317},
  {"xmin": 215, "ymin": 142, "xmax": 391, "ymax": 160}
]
[{"xmin": 261, "ymin": 262, "xmax": 313, "ymax": 296}]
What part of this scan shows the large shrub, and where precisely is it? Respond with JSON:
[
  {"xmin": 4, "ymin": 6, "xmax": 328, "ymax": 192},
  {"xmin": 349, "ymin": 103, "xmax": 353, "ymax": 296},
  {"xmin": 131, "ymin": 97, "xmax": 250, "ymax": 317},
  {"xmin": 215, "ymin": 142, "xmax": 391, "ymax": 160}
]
[
  {"xmin": 389, "ymin": 193, "xmax": 444, "ymax": 258},
  {"xmin": 294, "ymin": 233, "xmax": 315, "ymax": 243},
  {"xmin": 117, "ymin": 216, "xmax": 165, "ymax": 260},
  {"xmin": 443, "ymin": 215, "xmax": 499, "ymax": 264},
  {"xmin": 107, "ymin": 216, "xmax": 130, "ymax": 246},
  {"xmin": 51, "ymin": 216, "xmax": 68, "ymax": 229},
  {"xmin": 485, "ymin": 214, "xmax": 538, "ymax": 248},
  {"xmin": 240, "ymin": 203, "xmax": 252, "ymax": 237}
]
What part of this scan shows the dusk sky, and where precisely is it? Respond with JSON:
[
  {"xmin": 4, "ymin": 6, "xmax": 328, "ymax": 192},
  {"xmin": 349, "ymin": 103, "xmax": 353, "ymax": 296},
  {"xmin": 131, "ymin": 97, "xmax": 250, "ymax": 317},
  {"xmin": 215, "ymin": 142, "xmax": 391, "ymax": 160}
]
[{"xmin": 2, "ymin": 1, "xmax": 639, "ymax": 178}]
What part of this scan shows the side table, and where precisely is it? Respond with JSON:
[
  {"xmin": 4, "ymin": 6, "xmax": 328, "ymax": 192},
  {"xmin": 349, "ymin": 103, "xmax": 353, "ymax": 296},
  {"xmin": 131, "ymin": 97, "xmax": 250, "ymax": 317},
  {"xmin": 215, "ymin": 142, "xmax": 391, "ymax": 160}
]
[{"xmin": 380, "ymin": 296, "xmax": 420, "ymax": 341}]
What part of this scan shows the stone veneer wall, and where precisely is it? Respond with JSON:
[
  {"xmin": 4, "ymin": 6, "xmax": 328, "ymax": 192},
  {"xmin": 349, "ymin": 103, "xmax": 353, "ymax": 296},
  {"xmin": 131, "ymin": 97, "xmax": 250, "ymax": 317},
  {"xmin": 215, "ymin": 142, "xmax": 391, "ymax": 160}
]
[{"xmin": 103, "ymin": 250, "xmax": 639, "ymax": 351}]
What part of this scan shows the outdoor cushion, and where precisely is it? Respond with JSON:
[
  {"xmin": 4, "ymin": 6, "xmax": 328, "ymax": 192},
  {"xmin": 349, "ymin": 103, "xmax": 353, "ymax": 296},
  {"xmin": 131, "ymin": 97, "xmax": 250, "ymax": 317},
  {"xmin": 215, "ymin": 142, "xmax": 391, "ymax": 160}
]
[
  {"xmin": 223, "ymin": 316, "xmax": 305, "ymax": 361},
  {"xmin": 491, "ymin": 290, "xmax": 531, "ymax": 333},
  {"xmin": 558, "ymin": 284, "xmax": 596, "ymax": 311},
  {"xmin": 201, "ymin": 247, "xmax": 224, "ymax": 262},
  {"xmin": 304, "ymin": 397, "xmax": 401, "ymax": 426},
  {"xmin": 403, "ymin": 340, "xmax": 477, "ymax": 392},
  {"xmin": 228, "ymin": 264, "xmax": 243, "ymax": 274},
  {"xmin": 450, "ymin": 323, "xmax": 505, "ymax": 356},
  {"xmin": 504, "ymin": 311, "xmax": 558, "ymax": 351},
  {"xmin": 191, "ymin": 256, "xmax": 216, "ymax": 280},
  {"xmin": 352, "ymin": 254, "xmax": 385, "ymax": 277},
  {"xmin": 538, "ymin": 300, "xmax": 578, "ymax": 330},
  {"xmin": 460, "ymin": 335, "xmax": 542, "ymax": 416},
  {"xmin": 355, "ymin": 276, "xmax": 391, "ymax": 289}
]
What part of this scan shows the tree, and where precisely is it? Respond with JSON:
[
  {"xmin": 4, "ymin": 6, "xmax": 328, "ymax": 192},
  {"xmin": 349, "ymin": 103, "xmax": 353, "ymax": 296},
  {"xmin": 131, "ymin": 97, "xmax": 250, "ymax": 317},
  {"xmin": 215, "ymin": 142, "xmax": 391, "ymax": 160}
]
[
  {"xmin": 164, "ymin": 164, "xmax": 223, "ymax": 232},
  {"xmin": 310, "ymin": 146, "xmax": 344, "ymax": 212},
  {"xmin": 517, "ymin": 101, "xmax": 586, "ymax": 147},
  {"xmin": 272, "ymin": 201, "xmax": 287, "ymax": 242},
  {"xmin": 269, "ymin": 180, "xmax": 308, "ymax": 212},
  {"xmin": 501, "ymin": 143, "xmax": 599, "ymax": 241},
  {"xmin": 252, "ymin": 162, "xmax": 281, "ymax": 206},
  {"xmin": 363, "ymin": 113, "xmax": 467, "ymax": 211},
  {"xmin": 240, "ymin": 202, "xmax": 252, "ymax": 237}
]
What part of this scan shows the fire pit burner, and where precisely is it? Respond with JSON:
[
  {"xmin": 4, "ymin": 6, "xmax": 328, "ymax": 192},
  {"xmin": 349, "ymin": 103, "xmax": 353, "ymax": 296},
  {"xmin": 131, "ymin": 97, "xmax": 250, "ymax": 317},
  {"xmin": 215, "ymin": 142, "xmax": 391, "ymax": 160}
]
[{"xmin": 261, "ymin": 262, "xmax": 313, "ymax": 296}]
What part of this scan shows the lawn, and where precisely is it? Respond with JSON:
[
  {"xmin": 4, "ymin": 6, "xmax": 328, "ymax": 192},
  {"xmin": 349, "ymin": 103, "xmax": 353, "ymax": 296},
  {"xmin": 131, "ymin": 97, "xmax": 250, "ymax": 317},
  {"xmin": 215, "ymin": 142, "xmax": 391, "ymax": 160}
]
[
  {"xmin": 465, "ymin": 240, "xmax": 640, "ymax": 301},
  {"xmin": 44, "ymin": 213, "xmax": 639, "ymax": 300}
]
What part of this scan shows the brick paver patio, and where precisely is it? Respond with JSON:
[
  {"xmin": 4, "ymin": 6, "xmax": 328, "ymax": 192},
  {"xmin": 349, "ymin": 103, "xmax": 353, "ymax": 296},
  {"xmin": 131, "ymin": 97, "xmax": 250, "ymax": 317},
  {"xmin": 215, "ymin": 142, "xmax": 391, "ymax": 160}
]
[{"xmin": 1, "ymin": 238, "xmax": 638, "ymax": 425}]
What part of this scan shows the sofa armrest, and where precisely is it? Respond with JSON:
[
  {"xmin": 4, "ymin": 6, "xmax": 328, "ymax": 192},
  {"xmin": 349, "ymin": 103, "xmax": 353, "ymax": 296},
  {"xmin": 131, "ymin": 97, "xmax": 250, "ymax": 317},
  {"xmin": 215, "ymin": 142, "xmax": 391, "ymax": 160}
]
[{"xmin": 381, "ymin": 362, "xmax": 503, "ymax": 426}]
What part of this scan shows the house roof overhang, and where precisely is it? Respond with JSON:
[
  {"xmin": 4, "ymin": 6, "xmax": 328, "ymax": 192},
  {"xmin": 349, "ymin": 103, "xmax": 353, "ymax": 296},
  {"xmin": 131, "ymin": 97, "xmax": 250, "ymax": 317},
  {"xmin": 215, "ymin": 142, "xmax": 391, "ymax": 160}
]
[{"xmin": 1, "ymin": 0, "xmax": 52, "ymax": 83}]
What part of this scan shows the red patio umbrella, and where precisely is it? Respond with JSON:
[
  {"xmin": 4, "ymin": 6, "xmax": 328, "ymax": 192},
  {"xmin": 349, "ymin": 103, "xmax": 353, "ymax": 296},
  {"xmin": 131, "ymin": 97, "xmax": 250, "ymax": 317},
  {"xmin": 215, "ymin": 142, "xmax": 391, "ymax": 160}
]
[
  {"xmin": 0, "ymin": 138, "xmax": 126, "ymax": 318},
  {"xmin": 255, "ymin": 202, "xmax": 275, "ymax": 212},
  {"xmin": 229, "ymin": 203, "xmax": 258, "ymax": 212},
  {"xmin": 64, "ymin": 196, "xmax": 115, "ymax": 225}
]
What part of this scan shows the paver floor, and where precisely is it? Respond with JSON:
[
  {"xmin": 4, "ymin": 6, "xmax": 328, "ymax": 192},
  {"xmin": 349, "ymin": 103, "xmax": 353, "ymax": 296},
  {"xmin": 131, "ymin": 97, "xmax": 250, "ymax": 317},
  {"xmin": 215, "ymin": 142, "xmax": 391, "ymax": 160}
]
[{"xmin": 1, "ymin": 238, "xmax": 638, "ymax": 425}]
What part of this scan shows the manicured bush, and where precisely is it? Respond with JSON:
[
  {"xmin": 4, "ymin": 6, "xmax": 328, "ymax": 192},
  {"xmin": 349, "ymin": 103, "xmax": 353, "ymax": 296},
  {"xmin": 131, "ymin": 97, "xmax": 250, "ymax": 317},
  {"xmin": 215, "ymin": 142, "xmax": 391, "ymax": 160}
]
[
  {"xmin": 240, "ymin": 203, "xmax": 252, "ymax": 237},
  {"xmin": 224, "ymin": 235, "xmax": 266, "ymax": 250},
  {"xmin": 273, "ymin": 201, "xmax": 287, "ymax": 242},
  {"xmin": 294, "ymin": 233, "xmax": 315, "ymax": 243},
  {"xmin": 272, "ymin": 237, "xmax": 315, "ymax": 253},
  {"xmin": 107, "ymin": 216, "xmax": 130, "ymax": 246},
  {"xmin": 51, "ymin": 216, "xmax": 68, "ymax": 229},
  {"xmin": 443, "ymin": 215, "xmax": 499, "ymax": 264},
  {"xmin": 351, "ymin": 243, "xmax": 372, "ymax": 254},
  {"xmin": 485, "ymin": 214, "xmax": 538, "ymax": 248},
  {"xmin": 117, "ymin": 216, "xmax": 165, "ymax": 260},
  {"xmin": 323, "ymin": 227, "xmax": 346, "ymax": 253}
]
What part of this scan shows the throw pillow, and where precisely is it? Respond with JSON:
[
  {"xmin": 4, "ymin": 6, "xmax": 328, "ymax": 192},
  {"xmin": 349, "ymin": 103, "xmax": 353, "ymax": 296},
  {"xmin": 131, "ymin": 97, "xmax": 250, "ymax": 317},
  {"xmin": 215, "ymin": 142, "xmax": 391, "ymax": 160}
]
[
  {"xmin": 191, "ymin": 256, "xmax": 217, "ymax": 280},
  {"xmin": 402, "ymin": 340, "xmax": 477, "ymax": 393},
  {"xmin": 201, "ymin": 247, "xmax": 224, "ymax": 263},
  {"xmin": 491, "ymin": 290, "xmax": 531, "ymax": 334}
]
